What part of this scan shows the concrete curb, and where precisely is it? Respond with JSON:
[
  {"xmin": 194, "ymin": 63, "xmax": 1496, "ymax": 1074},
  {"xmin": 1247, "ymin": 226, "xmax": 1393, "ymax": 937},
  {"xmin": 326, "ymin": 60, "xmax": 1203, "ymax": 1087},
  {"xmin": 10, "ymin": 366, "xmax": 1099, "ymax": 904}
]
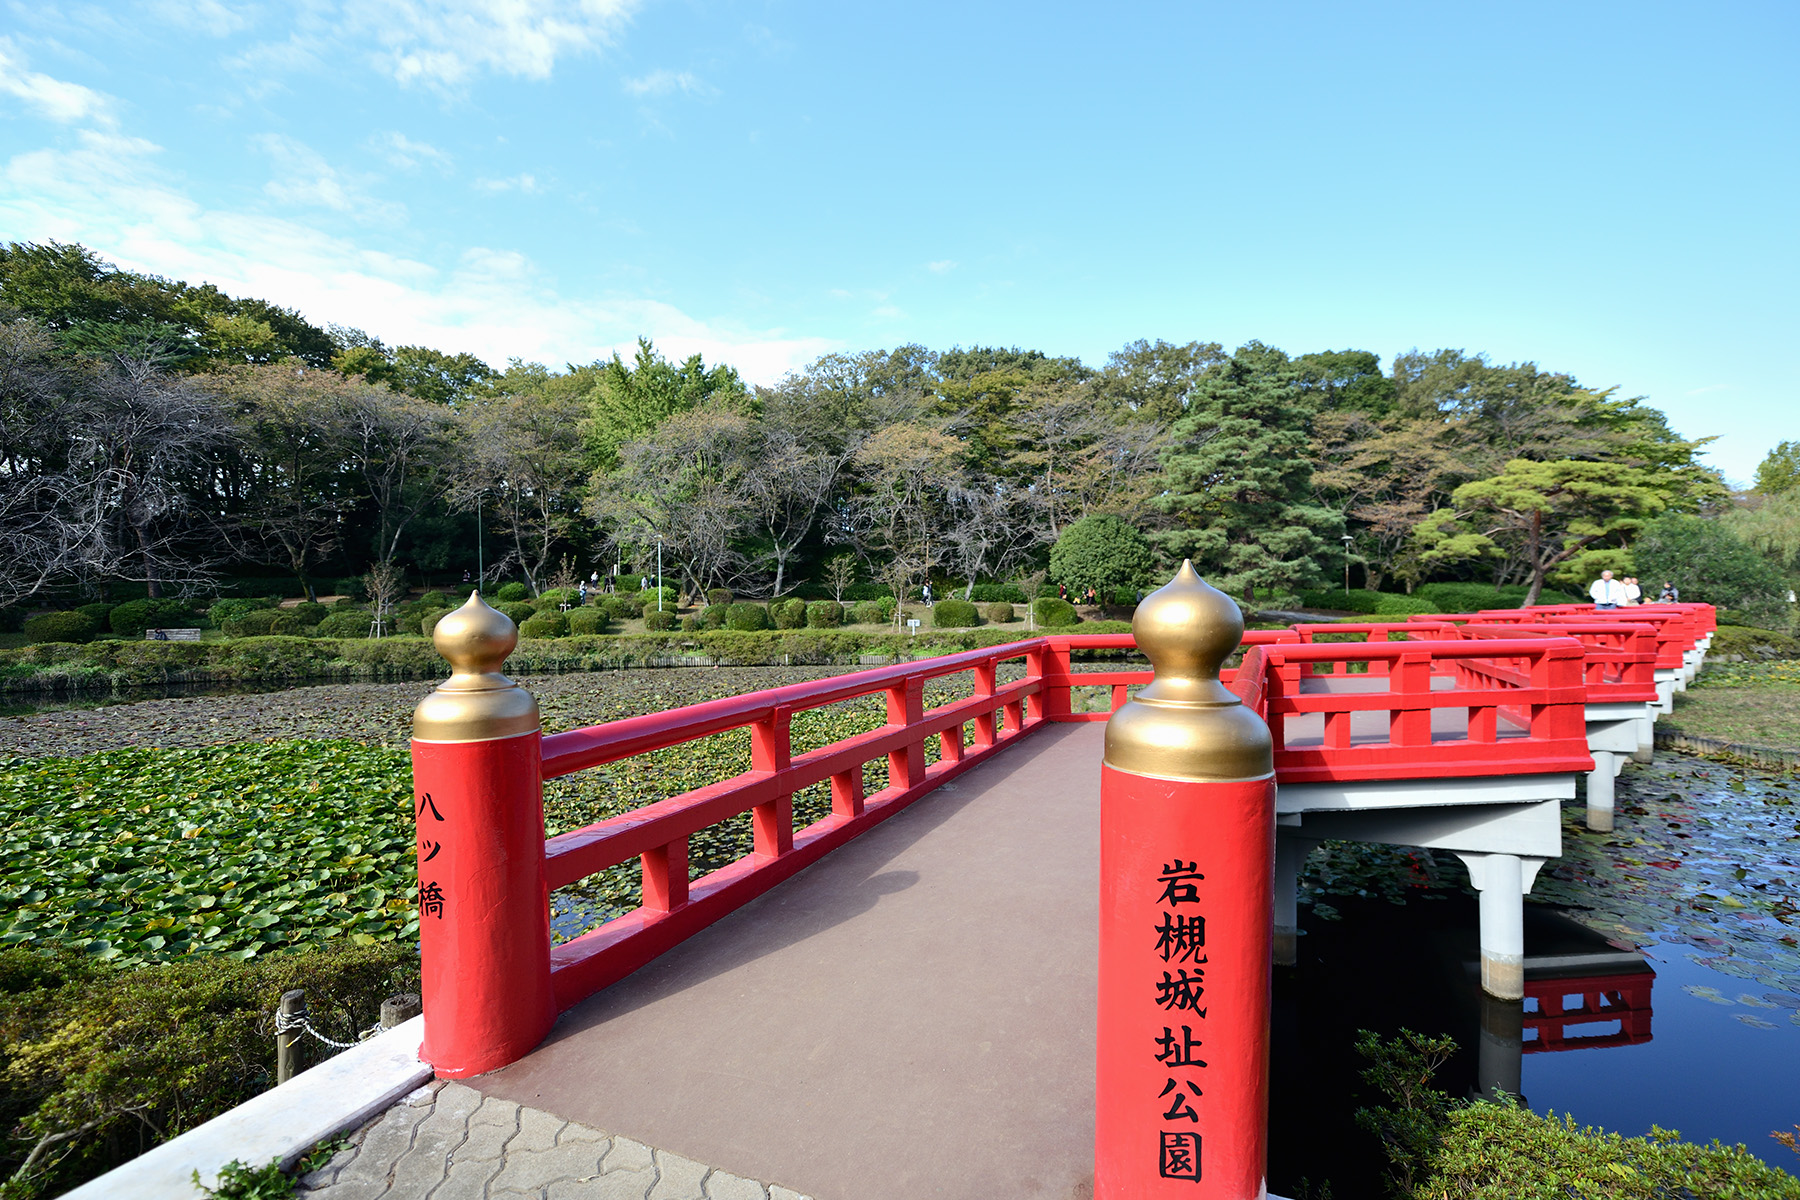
[
  {"xmin": 62, "ymin": 1015, "xmax": 430, "ymax": 1199},
  {"xmin": 1654, "ymin": 727, "xmax": 1800, "ymax": 771}
]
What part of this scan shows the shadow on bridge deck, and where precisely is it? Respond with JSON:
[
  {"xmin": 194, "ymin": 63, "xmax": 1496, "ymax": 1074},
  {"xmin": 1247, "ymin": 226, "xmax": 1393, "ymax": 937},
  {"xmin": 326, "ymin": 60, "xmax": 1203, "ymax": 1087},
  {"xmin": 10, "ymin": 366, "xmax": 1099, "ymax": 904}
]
[{"xmin": 470, "ymin": 721, "xmax": 1106, "ymax": 1200}]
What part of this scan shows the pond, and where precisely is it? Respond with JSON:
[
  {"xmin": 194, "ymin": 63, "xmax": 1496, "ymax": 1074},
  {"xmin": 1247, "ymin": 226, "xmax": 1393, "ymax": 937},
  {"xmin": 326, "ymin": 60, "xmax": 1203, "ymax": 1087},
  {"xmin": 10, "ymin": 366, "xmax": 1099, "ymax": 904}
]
[{"xmin": 1271, "ymin": 753, "xmax": 1800, "ymax": 1196}]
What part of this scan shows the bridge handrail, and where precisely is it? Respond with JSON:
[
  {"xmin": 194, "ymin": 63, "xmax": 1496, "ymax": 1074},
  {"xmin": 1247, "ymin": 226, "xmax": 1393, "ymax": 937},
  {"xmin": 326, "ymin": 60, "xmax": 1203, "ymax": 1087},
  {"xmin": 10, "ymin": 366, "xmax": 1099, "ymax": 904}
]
[{"xmin": 1452, "ymin": 622, "xmax": 1658, "ymax": 695}]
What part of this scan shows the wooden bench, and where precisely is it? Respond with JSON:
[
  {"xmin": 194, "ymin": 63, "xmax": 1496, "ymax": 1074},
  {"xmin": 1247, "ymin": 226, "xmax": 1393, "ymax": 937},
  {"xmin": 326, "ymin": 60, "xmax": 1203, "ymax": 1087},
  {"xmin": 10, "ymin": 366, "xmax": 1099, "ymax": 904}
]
[{"xmin": 144, "ymin": 628, "xmax": 203, "ymax": 641}]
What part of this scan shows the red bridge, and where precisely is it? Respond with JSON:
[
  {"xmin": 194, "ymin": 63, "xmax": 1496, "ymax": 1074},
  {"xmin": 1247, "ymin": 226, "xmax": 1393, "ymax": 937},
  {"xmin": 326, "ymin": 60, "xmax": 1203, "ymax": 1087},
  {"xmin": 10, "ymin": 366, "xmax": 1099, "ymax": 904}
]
[{"xmin": 407, "ymin": 573, "xmax": 1710, "ymax": 1199}]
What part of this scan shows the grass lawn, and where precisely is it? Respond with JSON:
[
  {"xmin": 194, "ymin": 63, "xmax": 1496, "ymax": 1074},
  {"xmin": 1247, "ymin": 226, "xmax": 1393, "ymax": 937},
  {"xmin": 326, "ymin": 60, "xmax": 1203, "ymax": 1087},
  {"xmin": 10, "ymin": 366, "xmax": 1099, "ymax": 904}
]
[{"xmin": 1665, "ymin": 660, "xmax": 1800, "ymax": 749}]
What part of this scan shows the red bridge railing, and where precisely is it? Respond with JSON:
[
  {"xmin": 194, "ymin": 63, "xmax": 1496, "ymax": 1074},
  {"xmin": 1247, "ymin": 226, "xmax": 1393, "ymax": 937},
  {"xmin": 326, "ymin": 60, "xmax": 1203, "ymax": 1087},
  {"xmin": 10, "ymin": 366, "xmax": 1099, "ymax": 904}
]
[{"xmin": 1523, "ymin": 971, "xmax": 1655, "ymax": 1053}]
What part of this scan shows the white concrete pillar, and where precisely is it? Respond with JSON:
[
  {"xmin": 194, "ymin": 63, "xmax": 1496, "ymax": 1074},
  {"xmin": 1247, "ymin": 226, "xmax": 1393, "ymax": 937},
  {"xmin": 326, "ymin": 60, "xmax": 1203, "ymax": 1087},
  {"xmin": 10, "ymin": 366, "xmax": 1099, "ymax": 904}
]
[
  {"xmin": 1634, "ymin": 714, "xmax": 1655, "ymax": 763},
  {"xmin": 1586, "ymin": 750, "xmax": 1615, "ymax": 832},
  {"xmin": 1455, "ymin": 852, "xmax": 1532, "ymax": 999},
  {"xmin": 1272, "ymin": 836, "xmax": 1314, "ymax": 967}
]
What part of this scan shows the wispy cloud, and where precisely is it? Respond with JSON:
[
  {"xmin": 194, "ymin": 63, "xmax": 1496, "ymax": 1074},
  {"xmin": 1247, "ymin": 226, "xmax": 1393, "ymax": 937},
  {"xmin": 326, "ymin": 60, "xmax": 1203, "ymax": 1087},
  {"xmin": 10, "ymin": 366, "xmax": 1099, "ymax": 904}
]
[
  {"xmin": 0, "ymin": 35, "xmax": 114, "ymax": 125},
  {"xmin": 371, "ymin": 131, "xmax": 453, "ymax": 170},
  {"xmin": 253, "ymin": 133, "xmax": 405, "ymax": 223},
  {"xmin": 927, "ymin": 259, "xmax": 957, "ymax": 274},
  {"xmin": 144, "ymin": 0, "xmax": 253, "ymax": 37},
  {"xmin": 1685, "ymin": 383, "xmax": 1731, "ymax": 396},
  {"xmin": 622, "ymin": 68, "xmax": 712, "ymax": 98},
  {"xmin": 365, "ymin": 0, "xmax": 639, "ymax": 87},
  {"xmin": 473, "ymin": 173, "xmax": 541, "ymax": 194}
]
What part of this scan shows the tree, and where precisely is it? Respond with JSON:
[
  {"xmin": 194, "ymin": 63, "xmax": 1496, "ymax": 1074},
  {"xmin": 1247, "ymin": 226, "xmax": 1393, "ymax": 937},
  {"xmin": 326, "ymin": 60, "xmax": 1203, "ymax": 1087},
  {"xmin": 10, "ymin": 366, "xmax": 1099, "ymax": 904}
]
[
  {"xmin": 1422, "ymin": 459, "xmax": 1672, "ymax": 606},
  {"xmin": 739, "ymin": 423, "xmax": 842, "ymax": 597},
  {"xmin": 1753, "ymin": 441, "xmax": 1800, "ymax": 495},
  {"xmin": 1632, "ymin": 515, "xmax": 1788, "ymax": 621},
  {"xmin": 1154, "ymin": 342, "xmax": 1342, "ymax": 603},
  {"xmin": 455, "ymin": 388, "xmax": 588, "ymax": 594},
  {"xmin": 821, "ymin": 553, "xmax": 859, "ymax": 602},
  {"xmin": 337, "ymin": 384, "xmax": 452, "ymax": 565},
  {"xmin": 1098, "ymin": 338, "xmax": 1226, "ymax": 424},
  {"xmin": 1723, "ymin": 490, "xmax": 1800, "ymax": 574},
  {"xmin": 1049, "ymin": 515, "xmax": 1156, "ymax": 601},
  {"xmin": 581, "ymin": 338, "xmax": 749, "ymax": 472},
  {"xmin": 1311, "ymin": 411, "xmax": 1461, "ymax": 592}
]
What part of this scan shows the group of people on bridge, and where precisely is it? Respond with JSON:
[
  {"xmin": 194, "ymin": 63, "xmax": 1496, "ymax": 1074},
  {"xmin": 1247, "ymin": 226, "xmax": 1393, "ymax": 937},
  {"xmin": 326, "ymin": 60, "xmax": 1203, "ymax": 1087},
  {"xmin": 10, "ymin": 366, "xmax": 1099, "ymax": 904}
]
[{"xmin": 1589, "ymin": 569, "xmax": 1677, "ymax": 609}]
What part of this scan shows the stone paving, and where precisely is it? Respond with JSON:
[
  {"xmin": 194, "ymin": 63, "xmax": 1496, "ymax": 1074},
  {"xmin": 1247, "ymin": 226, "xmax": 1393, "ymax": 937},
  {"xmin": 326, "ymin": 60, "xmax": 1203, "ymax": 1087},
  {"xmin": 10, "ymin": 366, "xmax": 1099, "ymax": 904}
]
[{"xmin": 298, "ymin": 1081, "xmax": 812, "ymax": 1200}]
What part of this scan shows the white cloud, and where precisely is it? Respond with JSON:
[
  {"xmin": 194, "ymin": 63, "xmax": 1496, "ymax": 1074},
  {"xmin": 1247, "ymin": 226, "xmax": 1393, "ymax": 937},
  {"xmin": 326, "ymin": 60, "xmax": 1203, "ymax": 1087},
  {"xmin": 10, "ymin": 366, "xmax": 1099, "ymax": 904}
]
[
  {"xmin": 1685, "ymin": 383, "xmax": 1731, "ymax": 396},
  {"xmin": 473, "ymin": 173, "xmax": 541, "ymax": 194},
  {"xmin": 622, "ymin": 68, "xmax": 711, "ymax": 98},
  {"xmin": 253, "ymin": 133, "xmax": 405, "ymax": 223},
  {"xmin": 871, "ymin": 305, "xmax": 904, "ymax": 320},
  {"xmin": 0, "ymin": 35, "xmax": 114, "ymax": 125},
  {"xmin": 371, "ymin": 131, "xmax": 453, "ymax": 170},
  {"xmin": 926, "ymin": 259, "xmax": 957, "ymax": 274},
  {"xmin": 359, "ymin": 0, "xmax": 638, "ymax": 86},
  {"xmin": 145, "ymin": 0, "xmax": 252, "ymax": 36},
  {"xmin": 0, "ymin": 113, "xmax": 833, "ymax": 384}
]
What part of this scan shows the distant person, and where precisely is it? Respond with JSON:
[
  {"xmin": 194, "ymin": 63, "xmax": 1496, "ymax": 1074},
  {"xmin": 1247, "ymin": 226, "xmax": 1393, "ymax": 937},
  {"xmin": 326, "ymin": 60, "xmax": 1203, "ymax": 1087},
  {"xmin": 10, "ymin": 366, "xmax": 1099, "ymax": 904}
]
[
  {"xmin": 578, "ymin": 580, "xmax": 588, "ymax": 604},
  {"xmin": 922, "ymin": 582, "xmax": 933, "ymax": 606},
  {"xmin": 1623, "ymin": 576, "xmax": 1642, "ymax": 606},
  {"xmin": 641, "ymin": 575, "xmax": 649, "ymax": 591},
  {"xmin": 461, "ymin": 569, "xmax": 471, "ymax": 584},
  {"xmin": 1658, "ymin": 581, "xmax": 1679, "ymax": 602},
  {"xmin": 1589, "ymin": 570, "xmax": 1625, "ymax": 609}
]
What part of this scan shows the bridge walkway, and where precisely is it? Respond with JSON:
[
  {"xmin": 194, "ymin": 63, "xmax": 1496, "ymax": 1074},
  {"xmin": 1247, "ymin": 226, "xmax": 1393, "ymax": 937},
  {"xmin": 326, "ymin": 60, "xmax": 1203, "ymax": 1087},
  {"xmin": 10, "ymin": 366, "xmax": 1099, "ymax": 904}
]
[{"xmin": 469, "ymin": 722, "xmax": 1106, "ymax": 1200}]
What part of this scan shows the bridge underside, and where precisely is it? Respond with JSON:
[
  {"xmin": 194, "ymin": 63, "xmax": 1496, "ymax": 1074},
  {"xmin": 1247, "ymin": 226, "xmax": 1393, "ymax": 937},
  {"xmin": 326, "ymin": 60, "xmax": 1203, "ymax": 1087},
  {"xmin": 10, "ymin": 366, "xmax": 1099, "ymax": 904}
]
[{"xmin": 470, "ymin": 721, "xmax": 1105, "ymax": 1200}]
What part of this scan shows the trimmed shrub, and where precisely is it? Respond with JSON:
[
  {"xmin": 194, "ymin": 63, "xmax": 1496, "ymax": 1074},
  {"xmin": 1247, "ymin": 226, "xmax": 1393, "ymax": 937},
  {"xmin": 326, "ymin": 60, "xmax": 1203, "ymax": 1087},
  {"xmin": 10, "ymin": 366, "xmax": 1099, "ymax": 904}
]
[
  {"xmin": 208, "ymin": 597, "xmax": 271, "ymax": 627},
  {"xmin": 109, "ymin": 598, "xmax": 196, "ymax": 638},
  {"xmin": 1298, "ymin": 588, "xmax": 1441, "ymax": 616},
  {"xmin": 536, "ymin": 588, "xmax": 576, "ymax": 608},
  {"xmin": 417, "ymin": 608, "xmax": 454, "ymax": 638},
  {"xmin": 76, "ymin": 602, "xmax": 115, "ymax": 625},
  {"xmin": 1033, "ymin": 597, "xmax": 1080, "ymax": 628},
  {"xmin": 601, "ymin": 594, "xmax": 640, "ymax": 619},
  {"xmin": 970, "ymin": 583, "xmax": 1027, "ymax": 604},
  {"xmin": 222, "ymin": 609, "xmax": 286, "ymax": 638},
  {"xmin": 24, "ymin": 611, "xmax": 100, "ymax": 644},
  {"xmin": 933, "ymin": 599, "xmax": 982, "ymax": 628},
  {"xmin": 680, "ymin": 616, "xmax": 700, "ymax": 632},
  {"xmin": 332, "ymin": 577, "xmax": 367, "ymax": 601},
  {"xmin": 494, "ymin": 601, "xmax": 537, "ymax": 626},
  {"xmin": 643, "ymin": 609, "xmax": 677, "ymax": 631},
  {"xmin": 699, "ymin": 604, "xmax": 729, "ymax": 630},
  {"xmin": 1711, "ymin": 625, "xmax": 1800, "ymax": 660},
  {"xmin": 566, "ymin": 608, "xmax": 608, "ymax": 636},
  {"xmin": 518, "ymin": 612, "xmax": 567, "ymax": 639},
  {"xmin": 986, "ymin": 602, "xmax": 1016, "ymax": 624},
  {"xmin": 418, "ymin": 589, "xmax": 450, "ymax": 609},
  {"xmin": 316, "ymin": 610, "xmax": 373, "ymax": 639},
  {"xmin": 771, "ymin": 597, "xmax": 809, "ymax": 629},
  {"xmin": 289, "ymin": 601, "xmax": 329, "ymax": 627},
  {"xmin": 639, "ymin": 585, "xmax": 678, "ymax": 609},
  {"xmin": 707, "ymin": 588, "xmax": 734, "ymax": 606},
  {"xmin": 495, "ymin": 581, "xmax": 531, "ymax": 602},
  {"xmin": 851, "ymin": 600, "xmax": 885, "ymax": 625},
  {"xmin": 806, "ymin": 600, "xmax": 843, "ymax": 629},
  {"xmin": 726, "ymin": 602, "xmax": 770, "ymax": 632}
]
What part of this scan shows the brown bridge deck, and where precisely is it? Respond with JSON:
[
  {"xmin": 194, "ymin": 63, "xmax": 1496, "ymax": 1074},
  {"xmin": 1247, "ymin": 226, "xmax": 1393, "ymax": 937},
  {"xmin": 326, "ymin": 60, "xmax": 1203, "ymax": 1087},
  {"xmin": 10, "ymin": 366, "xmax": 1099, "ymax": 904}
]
[{"xmin": 470, "ymin": 722, "xmax": 1105, "ymax": 1200}]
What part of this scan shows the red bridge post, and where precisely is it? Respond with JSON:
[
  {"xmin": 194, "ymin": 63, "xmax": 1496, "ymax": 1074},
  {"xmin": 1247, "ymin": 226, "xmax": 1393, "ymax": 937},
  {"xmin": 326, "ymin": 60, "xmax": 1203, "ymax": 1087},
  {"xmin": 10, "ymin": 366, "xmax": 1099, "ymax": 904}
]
[
  {"xmin": 411, "ymin": 593, "xmax": 556, "ymax": 1078},
  {"xmin": 1097, "ymin": 562, "xmax": 1276, "ymax": 1199}
]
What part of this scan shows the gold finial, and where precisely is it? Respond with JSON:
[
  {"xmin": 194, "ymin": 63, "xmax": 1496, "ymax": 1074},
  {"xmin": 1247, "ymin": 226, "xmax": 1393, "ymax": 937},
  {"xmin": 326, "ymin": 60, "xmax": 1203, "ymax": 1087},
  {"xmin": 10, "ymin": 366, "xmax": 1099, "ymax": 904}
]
[
  {"xmin": 412, "ymin": 592, "xmax": 540, "ymax": 743},
  {"xmin": 1104, "ymin": 561, "xmax": 1274, "ymax": 781}
]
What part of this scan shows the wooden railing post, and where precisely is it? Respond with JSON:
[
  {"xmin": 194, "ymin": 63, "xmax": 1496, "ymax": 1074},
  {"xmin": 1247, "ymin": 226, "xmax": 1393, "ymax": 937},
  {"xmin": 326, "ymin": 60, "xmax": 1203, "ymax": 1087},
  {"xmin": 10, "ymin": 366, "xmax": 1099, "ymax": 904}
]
[
  {"xmin": 886, "ymin": 677, "xmax": 926, "ymax": 789},
  {"xmin": 1097, "ymin": 562, "xmax": 1275, "ymax": 1199},
  {"xmin": 973, "ymin": 660, "xmax": 998, "ymax": 747},
  {"xmin": 751, "ymin": 707, "xmax": 794, "ymax": 858},
  {"xmin": 410, "ymin": 594, "xmax": 555, "ymax": 1080}
]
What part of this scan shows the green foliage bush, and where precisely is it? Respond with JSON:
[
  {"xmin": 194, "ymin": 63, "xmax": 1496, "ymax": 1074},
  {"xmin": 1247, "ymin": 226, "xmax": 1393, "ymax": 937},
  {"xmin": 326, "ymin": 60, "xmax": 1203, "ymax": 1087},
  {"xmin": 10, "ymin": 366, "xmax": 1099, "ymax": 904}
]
[
  {"xmin": 680, "ymin": 615, "xmax": 700, "ymax": 632},
  {"xmin": 418, "ymin": 589, "xmax": 449, "ymax": 609},
  {"xmin": 1711, "ymin": 625, "xmax": 1800, "ymax": 661},
  {"xmin": 1298, "ymin": 588, "xmax": 1442, "ymax": 616},
  {"xmin": 1049, "ymin": 514, "xmax": 1156, "ymax": 597},
  {"xmin": 1633, "ymin": 514, "xmax": 1789, "ymax": 623},
  {"xmin": 518, "ymin": 612, "xmax": 567, "ymax": 638},
  {"xmin": 851, "ymin": 600, "xmax": 885, "ymax": 625},
  {"xmin": 986, "ymin": 602, "xmax": 1016, "ymax": 624},
  {"xmin": 288, "ymin": 601, "xmax": 328, "ymax": 627},
  {"xmin": 566, "ymin": 608, "xmax": 608, "ymax": 636},
  {"xmin": 643, "ymin": 609, "xmax": 677, "ymax": 632},
  {"xmin": 535, "ymin": 588, "xmax": 576, "ymax": 608},
  {"xmin": 493, "ymin": 601, "xmax": 536, "ymax": 626},
  {"xmin": 1033, "ymin": 597, "xmax": 1080, "ymax": 627},
  {"xmin": 970, "ymin": 583, "xmax": 1026, "ymax": 604},
  {"xmin": 315, "ymin": 610, "xmax": 372, "ymax": 639},
  {"xmin": 640, "ymin": 585, "xmax": 678, "ymax": 609},
  {"xmin": 1410, "ymin": 582, "xmax": 1578, "ymax": 612},
  {"xmin": 0, "ymin": 942, "xmax": 415, "ymax": 1199},
  {"xmin": 699, "ymin": 604, "xmax": 729, "ymax": 630},
  {"xmin": 416, "ymin": 607, "xmax": 454, "ymax": 638},
  {"xmin": 707, "ymin": 588, "xmax": 734, "ymax": 607},
  {"xmin": 76, "ymin": 602, "xmax": 115, "ymax": 625},
  {"xmin": 771, "ymin": 597, "xmax": 809, "ymax": 629},
  {"xmin": 806, "ymin": 600, "xmax": 843, "ymax": 629},
  {"xmin": 331, "ymin": 577, "xmax": 367, "ymax": 601},
  {"xmin": 602, "ymin": 593, "xmax": 642, "ymax": 619},
  {"xmin": 495, "ymin": 581, "xmax": 531, "ymax": 602},
  {"xmin": 222, "ymin": 609, "xmax": 300, "ymax": 638},
  {"xmin": 933, "ymin": 598, "xmax": 982, "ymax": 628},
  {"xmin": 24, "ymin": 611, "xmax": 100, "ymax": 644},
  {"xmin": 208, "ymin": 597, "xmax": 271, "ymax": 627},
  {"xmin": 108, "ymin": 598, "xmax": 195, "ymax": 637},
  {"xmin": 725, "ymin": 602, "xmax": 770, "ymax": 632}
]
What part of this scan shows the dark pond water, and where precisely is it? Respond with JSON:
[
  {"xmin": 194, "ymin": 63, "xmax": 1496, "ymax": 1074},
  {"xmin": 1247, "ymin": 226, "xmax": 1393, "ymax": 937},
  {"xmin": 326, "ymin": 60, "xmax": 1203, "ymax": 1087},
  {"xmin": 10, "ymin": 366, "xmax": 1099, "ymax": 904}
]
[
  {"xmin": 0, "ymin": 679, "xmax": 308, "ymax": 718},
  {"xmin": 1271, "ymin": 756, "xmax": 1800, "ymax": 1196}
]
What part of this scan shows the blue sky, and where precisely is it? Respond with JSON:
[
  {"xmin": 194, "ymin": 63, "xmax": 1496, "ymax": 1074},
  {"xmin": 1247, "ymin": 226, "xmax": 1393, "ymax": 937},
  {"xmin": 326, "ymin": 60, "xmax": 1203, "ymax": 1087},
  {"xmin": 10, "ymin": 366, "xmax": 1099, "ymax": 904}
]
[{"xmin": 1, "ymin": 0, "xmax": 1794, "ymax": 482}]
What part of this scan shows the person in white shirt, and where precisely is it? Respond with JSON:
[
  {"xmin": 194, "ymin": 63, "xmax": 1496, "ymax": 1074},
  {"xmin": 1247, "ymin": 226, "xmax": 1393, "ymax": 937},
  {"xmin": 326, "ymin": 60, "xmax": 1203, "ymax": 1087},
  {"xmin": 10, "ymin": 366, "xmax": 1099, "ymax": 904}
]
[
  {"xmin": 1589, "ymin": 570, "xmax": 1626, "ymax": 609},
  {"xmin": 1622, "ymin": 576, "xmax": 1642, "ymax": 606}
]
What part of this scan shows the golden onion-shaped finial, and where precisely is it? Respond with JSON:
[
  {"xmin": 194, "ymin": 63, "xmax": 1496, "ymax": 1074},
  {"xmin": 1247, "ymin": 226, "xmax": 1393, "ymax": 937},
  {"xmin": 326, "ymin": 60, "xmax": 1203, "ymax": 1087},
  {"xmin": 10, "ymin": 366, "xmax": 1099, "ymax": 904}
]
[
  {"xmin": 412, "ymin": 592, "xmax": 540, "ymax": 743},
  {"xmin": 1104, "ymin": 561, "xmax": 1273, "ymax": 782}
]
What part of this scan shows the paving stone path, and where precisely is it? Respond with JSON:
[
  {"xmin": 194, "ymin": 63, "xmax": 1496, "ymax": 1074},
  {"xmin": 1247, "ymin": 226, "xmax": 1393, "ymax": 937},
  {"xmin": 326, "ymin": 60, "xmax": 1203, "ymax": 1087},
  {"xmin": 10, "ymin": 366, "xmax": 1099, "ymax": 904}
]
[{"xmin": 298, "ymin": 1081, "xmax": 812, "ymax": 1200}]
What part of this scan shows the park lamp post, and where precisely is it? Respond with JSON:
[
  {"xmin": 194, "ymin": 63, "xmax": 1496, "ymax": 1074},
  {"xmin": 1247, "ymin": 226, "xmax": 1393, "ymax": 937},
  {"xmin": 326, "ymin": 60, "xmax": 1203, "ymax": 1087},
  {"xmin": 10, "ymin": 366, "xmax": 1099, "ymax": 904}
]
[
  {"xmin": 1341, "ymin": 534, "xmax": 1354, "ymax": 599},
  {"xmin": 655, "ymin": 534, "xmax": 664, "ymax": 612}
]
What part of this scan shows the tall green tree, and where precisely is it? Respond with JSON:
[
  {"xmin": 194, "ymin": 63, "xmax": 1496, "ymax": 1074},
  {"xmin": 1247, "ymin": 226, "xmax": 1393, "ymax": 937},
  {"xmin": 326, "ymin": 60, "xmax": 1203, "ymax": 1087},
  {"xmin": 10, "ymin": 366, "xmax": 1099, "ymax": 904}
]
[
  {"xmin": 581, "ymin": 338, "xmax": 749, "ymax": 472},
  {"xmin": 1753, "ymin": 440, "xmax": 1800, "ymax": 495},
  {"xmin": 1154, "ymin": 342, "xmax": 1342, "ymax": 602},
  {"xmin": 1049, "ymin": 514, "xmax": 1156, "ymax": 600}
]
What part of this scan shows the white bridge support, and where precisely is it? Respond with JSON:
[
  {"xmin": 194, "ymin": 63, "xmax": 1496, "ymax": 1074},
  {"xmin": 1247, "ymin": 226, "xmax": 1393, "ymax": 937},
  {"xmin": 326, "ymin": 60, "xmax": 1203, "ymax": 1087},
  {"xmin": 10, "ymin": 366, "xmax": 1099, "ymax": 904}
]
[
  {"xmin": 1275, "ymin": 775, "xmax": 1568, "ymax": 999},
  {"xmin": 1272, "ymin": 835, "xmax": 1317, "ymax": 967},
  {"xmin": 1583, "ymin": 701, "xmax": 1654, "ymax": 832}
]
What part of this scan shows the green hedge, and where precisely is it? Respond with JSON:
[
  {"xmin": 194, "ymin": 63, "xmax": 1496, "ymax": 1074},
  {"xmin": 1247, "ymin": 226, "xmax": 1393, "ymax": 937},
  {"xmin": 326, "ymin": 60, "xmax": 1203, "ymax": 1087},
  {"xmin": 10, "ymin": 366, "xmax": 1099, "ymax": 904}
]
[
  {"xmin": 0, "ymin": 943, "xmax": 415, "ymax": 1200},
  {"xmin": 986, "ymin": 602, "xmax": 1016, "ymax": 623},
  {"xmin": 806, "ymin": 601, "xmax": 843, "ymax": 629},
  {"xmin": 518, "ymin": 611, "xmax": 567, "ymax": 638},
  {"xmin": 726, "ymin": 602, "xmax": 770, "ymax": 632},
  {"xmin": 771, "ymin": 597, "xmax": 809, "ymax": 630},
  {"xmin": 494, "ymin": 582, "xmax": 531, "ymax": 602},
  {"xmin": 1711, "ymin": 625, "xmax": 1800, "ymax": 661},
  {"xmin": 567, "ymin": 608, "xmax": 609, "ymax": 636},
  {"xmin": 933, "ymin": 599, "xmax": 982, "ymax": 628},
  {"xmin": 317, "ymin": 610, "xmax": 373, "ymax": 639},
  {"xmin": 643, "ymin": 610, "xmax": 677, "ymax": 632},
  {"xmin": 1033, "ymin": 597, "xmax": 1080, "ymax": 627},
  {"xmin": 23, "ymin": 611, "xmax": 100, "ymax": 644},
  {"xmin": 1298, "ymin": 588, "xmax": 1441, "ymax": 616},
  {"xmin": 1412, "ymin": 581, "xmax": 1581, "ymax": 611}
]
